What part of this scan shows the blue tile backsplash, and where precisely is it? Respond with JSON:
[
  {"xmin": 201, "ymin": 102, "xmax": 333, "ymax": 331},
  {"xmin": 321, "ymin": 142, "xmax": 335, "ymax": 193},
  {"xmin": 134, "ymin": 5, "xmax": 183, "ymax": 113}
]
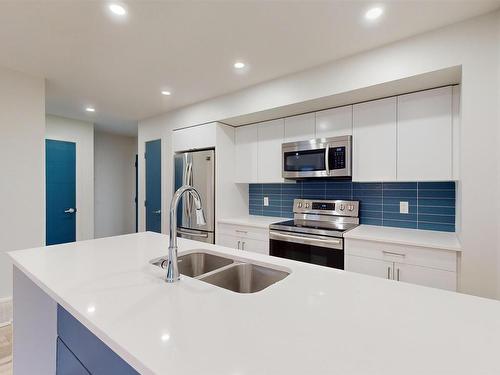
[{"xmin": 249, "ymin": 181, "xmax": 456, "ymax": 232}]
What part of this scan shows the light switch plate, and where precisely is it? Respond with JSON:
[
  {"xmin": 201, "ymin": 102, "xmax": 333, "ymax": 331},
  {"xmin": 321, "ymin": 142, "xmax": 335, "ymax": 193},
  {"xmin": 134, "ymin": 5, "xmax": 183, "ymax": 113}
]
[
  {"xmin": 263, "ymin": 197, "xmax": 269, "ymax": 206},
  {"xmin": 400, "ymin": 201, "xmax": 409, "ymax": 214}
]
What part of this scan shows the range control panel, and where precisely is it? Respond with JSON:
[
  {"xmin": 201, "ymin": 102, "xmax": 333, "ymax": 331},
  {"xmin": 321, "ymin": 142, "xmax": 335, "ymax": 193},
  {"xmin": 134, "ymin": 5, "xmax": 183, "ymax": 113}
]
[{"xmin": 293, "ymin": 199, "xmax": 359, "ymax": 217}]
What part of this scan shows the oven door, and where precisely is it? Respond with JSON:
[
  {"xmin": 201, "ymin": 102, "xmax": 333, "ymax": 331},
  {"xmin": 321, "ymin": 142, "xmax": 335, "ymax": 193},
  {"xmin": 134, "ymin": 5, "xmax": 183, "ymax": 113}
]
[{"xmin": 269, "ymin": 231, "xmax": 344, "ymax": 270}]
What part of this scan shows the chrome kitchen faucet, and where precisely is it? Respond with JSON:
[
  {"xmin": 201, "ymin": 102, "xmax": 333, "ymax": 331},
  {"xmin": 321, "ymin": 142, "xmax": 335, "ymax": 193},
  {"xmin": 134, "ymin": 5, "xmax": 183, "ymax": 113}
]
[{"xmin": 166, "ymin": 185, "xmax": 206, "ymax": 283}]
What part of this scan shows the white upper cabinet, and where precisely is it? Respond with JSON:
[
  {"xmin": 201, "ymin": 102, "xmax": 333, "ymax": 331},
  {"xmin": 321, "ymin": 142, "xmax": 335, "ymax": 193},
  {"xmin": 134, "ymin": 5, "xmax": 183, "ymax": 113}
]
[
  {"xmin": 315, "ymin": 105, "xmax": 352, "ymax": 138},
  {"xmin": 173, "ymin": 123, "xmax": 216, "ymax": 152},
  {"xmin": 234, "ymin": 125, "xmax": 258, "ymax": 183},
  {"xmin": 353, "ymin": 97, "xmax": 397, "ymax": 182},
  {"xmin": 397, "ymin": 86, "xmax": 453, "ymax": 181},
  {"xmin": 284, "ymin": 113, "xmax": 315, "ymax": 143},
  {"xmin": 257, "ymin": 119, "xmax": 284, "ymax": 183}
]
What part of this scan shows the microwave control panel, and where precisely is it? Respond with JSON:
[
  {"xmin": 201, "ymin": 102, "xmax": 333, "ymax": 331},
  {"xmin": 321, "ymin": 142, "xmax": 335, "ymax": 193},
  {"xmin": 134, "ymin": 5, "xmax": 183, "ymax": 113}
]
[{"xmin": 330, "ymin": 146, "xmax": 346, "ymax": 170}]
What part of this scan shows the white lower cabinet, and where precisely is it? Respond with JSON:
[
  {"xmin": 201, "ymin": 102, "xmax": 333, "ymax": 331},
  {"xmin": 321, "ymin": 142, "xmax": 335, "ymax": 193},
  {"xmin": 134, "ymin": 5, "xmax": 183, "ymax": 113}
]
[
  {"xmin": 346, "ymin": 255, "xmax": 393, "ymax": 279},
  {"xmin": 217, "ymin": 223, "xmax": 269, "ymax": 255},
  {"xmin": 394, "ymin": 262, "xmax": 456, "ymax": 291},
  {"xmin": 345, "ymin": 238, "xmax": 458, "ymax": 291}
]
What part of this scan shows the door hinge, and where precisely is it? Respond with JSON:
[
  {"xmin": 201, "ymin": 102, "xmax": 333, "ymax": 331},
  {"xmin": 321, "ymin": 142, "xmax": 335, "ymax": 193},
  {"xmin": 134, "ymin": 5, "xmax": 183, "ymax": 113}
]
[
  {"xmin": 144, "ymin": 200, "xmax": 147, "ymax": 207},
  {"xmin": 144, "ymin": 152, "xmax": 147, "ymax": 159}
]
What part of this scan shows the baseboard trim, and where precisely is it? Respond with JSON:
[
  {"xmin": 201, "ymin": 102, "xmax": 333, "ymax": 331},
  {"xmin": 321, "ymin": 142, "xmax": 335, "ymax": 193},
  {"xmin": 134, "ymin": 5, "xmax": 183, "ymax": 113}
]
[{"xmin": 0, "ymin": 297, "xmax": 13, "ymax": 325}]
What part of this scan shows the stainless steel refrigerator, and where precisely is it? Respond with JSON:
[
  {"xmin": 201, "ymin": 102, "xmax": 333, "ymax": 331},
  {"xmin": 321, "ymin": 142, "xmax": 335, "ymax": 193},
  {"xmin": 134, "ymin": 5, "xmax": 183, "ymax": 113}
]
[{"xmin": 174, "ymin": 149, "xmax": 215, "ymax": 244}]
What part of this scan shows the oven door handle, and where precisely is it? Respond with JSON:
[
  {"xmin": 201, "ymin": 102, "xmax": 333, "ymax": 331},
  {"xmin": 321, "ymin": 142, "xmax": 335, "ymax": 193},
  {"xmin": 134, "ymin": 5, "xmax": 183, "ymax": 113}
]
[{"xmin": 269, "ymin": 230, "xmax": 342, "ymax": 250}]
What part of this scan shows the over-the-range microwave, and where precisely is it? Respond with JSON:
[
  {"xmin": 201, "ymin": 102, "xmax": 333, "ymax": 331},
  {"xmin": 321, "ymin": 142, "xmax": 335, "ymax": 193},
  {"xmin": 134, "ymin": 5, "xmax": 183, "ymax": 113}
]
[{"xmin": 282, "ymin": 135, "xmax": 352, "ymax": 179}]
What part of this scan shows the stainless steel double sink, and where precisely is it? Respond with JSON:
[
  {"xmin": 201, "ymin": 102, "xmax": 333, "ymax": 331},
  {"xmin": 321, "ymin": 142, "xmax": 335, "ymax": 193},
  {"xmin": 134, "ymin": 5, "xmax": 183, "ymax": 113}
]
[{"xmin": 150, "ymin": 252, "xmax": 290, "ymax": 293}]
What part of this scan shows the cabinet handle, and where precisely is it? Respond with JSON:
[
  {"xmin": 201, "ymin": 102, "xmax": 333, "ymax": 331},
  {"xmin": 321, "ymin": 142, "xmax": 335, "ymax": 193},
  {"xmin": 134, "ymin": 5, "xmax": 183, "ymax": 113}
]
[
  {"xmin": 235, "ymin": 230, "xmax": 248, "ymax": 234},
  {"xmin": 241, "ymin": 241, "xmax": 245, "ymax": 251},
  {"xmin": 237, "ymin": 240, "xmax": 241, "ymax": 250},
  {"xmin": 387, "ymin": 266, "xmax": 391, "ymax": 280},
  {"xmin": 397, "ymin": 268, "xmax": 400, "ymax": 281},
  {"xmin": 382, "ymin": 250, "xmax": 406, "ymax": 257}
]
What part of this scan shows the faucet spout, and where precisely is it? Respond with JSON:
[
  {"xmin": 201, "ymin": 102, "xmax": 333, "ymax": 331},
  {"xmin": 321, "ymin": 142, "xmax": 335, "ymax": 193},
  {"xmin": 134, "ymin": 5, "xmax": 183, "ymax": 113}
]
[{"xmin": 166, "ymin": 185, "xmax": 206, "ymax": 283}]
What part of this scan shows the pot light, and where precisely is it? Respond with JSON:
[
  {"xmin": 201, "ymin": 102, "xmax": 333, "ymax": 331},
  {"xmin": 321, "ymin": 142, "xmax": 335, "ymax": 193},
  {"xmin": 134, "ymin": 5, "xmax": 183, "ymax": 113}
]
[
  {"xmin": 161, "ymin": 90, "xmax": 171, "ymax": 96},
  {"xmin": 365, "ymin": 7, "xmax": 383, "ymax": 20},
  {"xmin": 109, "ymin": 3, "xmax": 126, "ymax": 16},
  {"xmin": 85, "ymin": 107, "xmax": 95, "ymax": 113},
  {"xmin": 233, "ymin": 61, "xmax": 246, "ymax": 69}
]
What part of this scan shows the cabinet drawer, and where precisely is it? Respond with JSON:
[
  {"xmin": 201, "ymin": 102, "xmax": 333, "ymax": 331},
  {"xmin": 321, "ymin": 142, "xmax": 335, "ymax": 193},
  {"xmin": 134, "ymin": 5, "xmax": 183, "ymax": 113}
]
[
  {"xmin": 345, "ymin": 238, "xmax": 456, "ymax": 272},
  {"xmin": 57, "ymin": 338, "xmax": 90, "ymax": 375},
  {"xmin": 57, "ymin": 306, "xmax": 138, "ymax": 375},
  {"xmin": 218, "ymin": 223, "xmax": 269, "ymax": 241}
]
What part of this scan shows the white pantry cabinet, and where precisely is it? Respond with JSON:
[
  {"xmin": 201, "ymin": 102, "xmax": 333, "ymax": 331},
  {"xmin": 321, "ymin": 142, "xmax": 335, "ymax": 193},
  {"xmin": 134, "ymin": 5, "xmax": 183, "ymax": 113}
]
[
  {"xmin": 257, "ymin": 119, "xmax": 284, "ymax": 183},
  {"xmin": 217, "ymin": 223, "xmax": 269, "ymax": 255},
  {"xmin": 345, "ymin": 238, "xmax": 458, "ymax": 291},
  {"xmin": 284, "ymin": 113, "xmax": 315, "ymax": 143},
  {"xmin": 352, "ymin": 97, "xmax": 397, "ymax": 182},
  {"xmin": 315, "ymin": 105, "xmax": 352, "ymax": 138},
  {"xmin": 234, "ymin": 125, "xmax": 258, "ymax": 183},
  {"xmin": 397, "ymin": 86, "xmax": 453, "ymax": 181}
]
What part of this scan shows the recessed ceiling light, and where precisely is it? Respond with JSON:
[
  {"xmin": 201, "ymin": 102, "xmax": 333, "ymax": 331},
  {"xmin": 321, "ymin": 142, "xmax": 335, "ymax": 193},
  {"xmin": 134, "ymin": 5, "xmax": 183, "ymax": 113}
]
[
  {"xmin": 85, "ymin": 107, "xmax": 95, "ymax": 113},
  {"xmin": 233, "ymin": 61, "xmax": 246, "ymax": 69},
  {"xmin": 109, "ymin": 3, "xmax": 127, "ymax": 16},
  {"xmin": 365, "ymin": 7, "xmax": 383, "ymax": 20},
  {"xmin": 161, "ymin": 90, "xmax": 171, "ymax": 96}
]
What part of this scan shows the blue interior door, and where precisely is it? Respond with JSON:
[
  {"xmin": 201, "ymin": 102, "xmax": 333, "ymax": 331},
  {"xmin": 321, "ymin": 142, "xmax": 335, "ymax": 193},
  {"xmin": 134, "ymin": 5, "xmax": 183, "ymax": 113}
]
[
  {"xmin": 145, "ymin": 139, "xmax": 161, "ymax": 233},
  {"xmin": 46, "ymin": 139, "xmax": 76, "ymax": 245}
]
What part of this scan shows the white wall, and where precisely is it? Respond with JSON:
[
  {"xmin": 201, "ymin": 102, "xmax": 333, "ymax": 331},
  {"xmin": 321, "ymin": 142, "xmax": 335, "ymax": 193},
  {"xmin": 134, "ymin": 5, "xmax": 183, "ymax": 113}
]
[
  {"xmin": 94, "ymin": 131, "xmax": 137, "ymax": 238},
  {"xmin": 138, "ymin": 11, "xmax": 500, "ymax": 299},
  {"xmin": 46, "ymin": 115, "xmax": 94, "ymax": 241},
  {"xmin": 0, "ymin": 67, "xmax": 45, "ymax": 300}
]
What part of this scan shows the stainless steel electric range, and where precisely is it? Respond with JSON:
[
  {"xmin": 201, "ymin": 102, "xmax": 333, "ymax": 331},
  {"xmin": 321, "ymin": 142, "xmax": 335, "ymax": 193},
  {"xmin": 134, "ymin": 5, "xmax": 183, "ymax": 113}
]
[{"xmin": 269, "ymin": 199, "xmax": 359, "ymax": 270}]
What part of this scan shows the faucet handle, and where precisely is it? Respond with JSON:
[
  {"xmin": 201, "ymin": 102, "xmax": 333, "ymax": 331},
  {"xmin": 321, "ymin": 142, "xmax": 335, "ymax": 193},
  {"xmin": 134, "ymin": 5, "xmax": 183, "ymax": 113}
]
[{"xmin": 195, "ymin": 208, "xmax": 206, "ymax": 226}]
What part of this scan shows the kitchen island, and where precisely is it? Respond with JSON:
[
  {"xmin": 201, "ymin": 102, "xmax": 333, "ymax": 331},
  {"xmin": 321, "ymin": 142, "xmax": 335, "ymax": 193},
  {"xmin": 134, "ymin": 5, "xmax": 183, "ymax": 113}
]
[{"xmin": 9, "ymin": 232, "xmax": 500, "ymax": 375}]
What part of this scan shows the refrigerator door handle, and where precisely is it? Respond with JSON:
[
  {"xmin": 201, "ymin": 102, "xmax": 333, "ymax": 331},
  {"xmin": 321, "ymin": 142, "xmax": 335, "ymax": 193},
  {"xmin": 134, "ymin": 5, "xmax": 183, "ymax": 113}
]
[{"xmin": 177, "ymin": 229, "xmax": 209, "ymax": 238}]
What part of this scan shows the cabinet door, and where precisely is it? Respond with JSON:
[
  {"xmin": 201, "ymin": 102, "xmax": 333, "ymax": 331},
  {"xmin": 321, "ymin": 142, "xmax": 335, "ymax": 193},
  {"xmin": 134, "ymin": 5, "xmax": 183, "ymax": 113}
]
[
  {"xmin": 394, "ymin": 262, "xmax": 456, "ymax": 291},
  {"xmin": 346, "ymin": 255, "xmax": 394, "ymax": 280},
  {"xmin": 284, "ymin": 113, "xmax": 315, "ymax": 143},
  {"xmin": 397, "ymin": 86, "xmax": 453, "ymax": 181},
  {"xmin": 217, "ymin": 233, "xmax": 242, "ymax": 250},
  {"xmin": 172, "ymin": 123, "xmax": 216, "ymax": 152},
  {"xmin": 258, "ymin": 119, "xmax": 284, "ymax": 183},
  {"xmin": 315, "ymin": 105, "xmax": 352, "ymax": 138},
  {"xmin": 234, "ymin": 125, "xmax": 258, "ymax": 183},
  {"xmin": 352, "ymin": 97, "xmax": 397, "ymax": 181},
  {"xmin": 240, "ymin": 237, "xmax": 269, "ymax": 255}
]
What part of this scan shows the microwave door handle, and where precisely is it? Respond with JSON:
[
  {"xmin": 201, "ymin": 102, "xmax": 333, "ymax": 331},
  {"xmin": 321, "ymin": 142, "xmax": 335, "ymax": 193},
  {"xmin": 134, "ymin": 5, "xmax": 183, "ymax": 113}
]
[{"xmin": 325, "ymin": 144, "xmax": 330, "ymax": 175}]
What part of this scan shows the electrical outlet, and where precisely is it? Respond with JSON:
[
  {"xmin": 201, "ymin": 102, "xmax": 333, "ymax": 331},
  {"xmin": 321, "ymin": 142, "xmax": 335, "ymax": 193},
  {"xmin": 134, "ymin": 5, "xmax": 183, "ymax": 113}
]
[
  {"xmin": 263, "ymin": 196, "xmax": 269, "ymax": 206},
  {"xmin": 400, "ymin": 201, "xmax": 409, "ymax": 214}
]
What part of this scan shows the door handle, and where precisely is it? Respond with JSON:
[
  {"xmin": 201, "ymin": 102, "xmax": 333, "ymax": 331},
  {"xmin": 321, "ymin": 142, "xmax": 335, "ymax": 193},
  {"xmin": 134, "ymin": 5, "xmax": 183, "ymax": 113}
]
[
  {"xmin": 153, "ymin": 210, "xmax": 161, "ymax": 214},
  {"xmin": 177, "ymin": 229, "xmax": 208, "ymax": 238},
  {"xmin": 387, "ymin": 266, "xmax": 391, "ymax": 280},
  {"xmin": 64, "ymin": 208, "xmax": 76, "ymax": 214},
  {"xmin": 237, "ymin": 240, "xmax": 241, "ymax": 250},
  {"xmin": 241, "ymin": 241, "xmax": 245, "ymax": 250},
  {"xmin": 325, "ymin": 144, "xmax": 330, "ymax": 175},
  {"xmin": 396, "ymin": 268, "xmax": 400, "ymax": 281}
]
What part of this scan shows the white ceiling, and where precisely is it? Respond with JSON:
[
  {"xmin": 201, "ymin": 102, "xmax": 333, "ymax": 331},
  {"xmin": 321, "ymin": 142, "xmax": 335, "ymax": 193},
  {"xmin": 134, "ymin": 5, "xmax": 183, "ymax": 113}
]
[{"xmin": 0, "ymin": 1, "xmax": 498, "ymax": 135}]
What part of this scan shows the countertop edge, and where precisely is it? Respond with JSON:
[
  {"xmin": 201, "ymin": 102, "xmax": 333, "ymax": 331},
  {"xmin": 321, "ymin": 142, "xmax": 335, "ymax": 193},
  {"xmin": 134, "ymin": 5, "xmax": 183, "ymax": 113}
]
[{"xmin": 343, "ymin": 225, "xmax": 462, "ymax": 252}]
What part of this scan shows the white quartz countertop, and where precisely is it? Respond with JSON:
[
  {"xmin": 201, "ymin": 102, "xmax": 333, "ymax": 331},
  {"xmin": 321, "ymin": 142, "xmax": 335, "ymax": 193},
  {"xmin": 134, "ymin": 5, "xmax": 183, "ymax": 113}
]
[
  {"xmin": 218, "ymin": 215, "xmax": 283, "ymax": 229},
  {"xmin": 10, "ymin": 232, "xmax": 499, "ymax": 375},
  {"xmin": 344, "ymin": 224, "xmax": 462, "ymax": 251}
]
